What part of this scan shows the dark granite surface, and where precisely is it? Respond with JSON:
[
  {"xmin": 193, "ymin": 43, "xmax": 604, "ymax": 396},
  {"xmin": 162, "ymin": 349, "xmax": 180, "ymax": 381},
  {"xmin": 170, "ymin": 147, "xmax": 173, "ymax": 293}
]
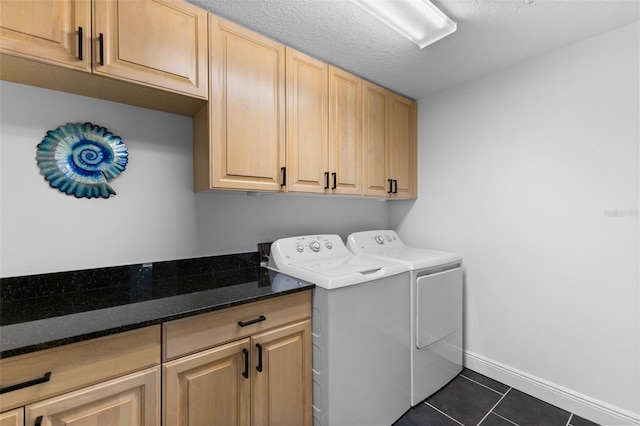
[{"xmin": 0, "ymin": 253, "xmax": 314, "ymax": 359}]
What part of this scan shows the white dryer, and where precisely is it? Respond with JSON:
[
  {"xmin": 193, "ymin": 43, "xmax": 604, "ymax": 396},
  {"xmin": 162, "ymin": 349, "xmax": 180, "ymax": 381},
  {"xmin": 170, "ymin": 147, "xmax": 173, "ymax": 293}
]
[
  {"xmin": 268, "ymin": 234, "xmax": 410, "ymax": 426},
  {"xmin": 347, "ymin": 230, "xmax": 463, "ymax": 406}
]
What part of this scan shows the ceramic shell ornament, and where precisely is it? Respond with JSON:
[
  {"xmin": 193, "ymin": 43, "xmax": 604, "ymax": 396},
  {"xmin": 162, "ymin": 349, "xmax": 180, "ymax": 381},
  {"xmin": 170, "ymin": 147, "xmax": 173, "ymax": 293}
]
[{"xmin": 36, "ymin": 122, "xmax": 128, "ymax": 199}]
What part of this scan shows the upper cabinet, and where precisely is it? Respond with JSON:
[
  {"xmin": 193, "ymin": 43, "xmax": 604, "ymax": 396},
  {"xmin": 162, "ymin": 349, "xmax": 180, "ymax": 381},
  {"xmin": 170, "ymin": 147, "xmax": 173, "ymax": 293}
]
[
  {"xmin": 285, "ymin": 48, "xmax": 329, "ymax": 194},
  {"xmin": 362, "ymin": 81, "xmax": 391, "ymax": 198},
  {"xmin": 0, "ymin": 1, "xmax": 417, "ymax": 198},
  {"xmin": 93, "ymin": 0, "xmax": 208, "ymax": 98},
  {"xmin": 363, "ymin": 81, "xmax": 417, "ymax": 199},
  {"xmin": 0, "ymin": 0, "xmax": 91, "ymax": 71},
  {"xmin": 285, "ymin": 50, "xmax": 362, "ymax": 196},
  {"xmin": 0, "ymin": 0, "xmax": 208, "ymax": 115},
  {"xmin": 389, "ymin": 93, "xmax": 417, "ymax": 199},
  {"xmin": 194, "ymin": 15, "xmax": 286, "ymax": 192},
  {"xmin": 328, "ymin": 66, "xmax": 363, "ymax": 195},
  {"xmin": 196, "ymin": 33, "xmax": 415, "ymax": 198}
]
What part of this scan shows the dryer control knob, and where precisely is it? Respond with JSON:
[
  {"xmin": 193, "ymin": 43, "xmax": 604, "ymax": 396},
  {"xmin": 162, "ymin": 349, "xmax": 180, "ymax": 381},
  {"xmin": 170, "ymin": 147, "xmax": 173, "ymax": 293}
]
[
  {"xmin": 309, "ymin": 241, "xmax": 321, "ymax": 252},
  {"xmin": 375, "ymin": 235, "xmax": 385, "ymax": 244}
]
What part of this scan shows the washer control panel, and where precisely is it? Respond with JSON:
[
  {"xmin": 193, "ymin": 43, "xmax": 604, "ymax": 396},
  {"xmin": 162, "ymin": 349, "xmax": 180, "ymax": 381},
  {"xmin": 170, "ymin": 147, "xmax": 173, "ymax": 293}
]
[
  {"xmin": 374, "ymin": 234, "xmax": 396, "ymax": 245},
  {"xmin": 270, "ymin": 234, "xmax": 350, "ymax": 266},
  {"xmin": 347, "ymin": 230, "xmax": 406, "ymax": 253},
  {"xmin": 293, "ymin": 236, "xmax": 334, "ymax": 254}
]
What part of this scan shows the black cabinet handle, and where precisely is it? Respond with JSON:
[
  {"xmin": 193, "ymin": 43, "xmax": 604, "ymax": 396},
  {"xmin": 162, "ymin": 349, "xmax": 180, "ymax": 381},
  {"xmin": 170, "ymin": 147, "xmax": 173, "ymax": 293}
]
[
  {"xmin": 0, "ymin": 371, "xmax": 51, "ymax": 394},
  {"xmin": 98, "ymin": 33, "xmax": 104, "ymax": 66},
  {"xmin": 242, "ymin": 348, "xmax": 249, "ymax": 379},
  {"xmin": 332, "ymin": 172, "xmax": 337, "ymax": 190},
  {"xmin": 237, "ymin": 315, "xmax": 266, "ymax": 327},
  {"xmin": 281, "ymin": 167, "xmax": 286, "ymax": 187},
  {"xmin": 256, "ymin": 343, "xmax": 263, "ymax": 372},
  {"xmin": 324, "ymin": 172, "xmax": 329, "ymax": 190},
  {"xmin": 388, "ymin": 179, "xmax": 393, "ymax": 194},
  {"xmin": 35, "ymin": 416, "xmax": 43, "ymax": 426},
  {"xmin": 393, "ymin": 179, "xmax": 398, "ymax": 194},
  {"xmin": 78, "ymin": 27, "xmax": 83, "ymax": 60}
]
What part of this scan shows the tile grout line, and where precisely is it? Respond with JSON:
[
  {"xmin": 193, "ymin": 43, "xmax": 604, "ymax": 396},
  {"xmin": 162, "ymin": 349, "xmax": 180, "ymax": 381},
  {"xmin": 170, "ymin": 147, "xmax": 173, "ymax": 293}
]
[
  {"xmin": 476, "ymin": 387, "xmax": 513, "ymax": 426},
  {"xmin": 460, "ymin": 373, "xmax": 507, "ymax": 396},
  {"xmin": 566, "ymin": 413, "xmax": 574, "ymax": 426},
  {"xmin": 492, "ymin": 412, "xmax": 521, "ymax": 426},
  {"xmin": 461, "ymin": 374, "xmax": 583, "ymax": 426},
  {"xmin": 424, "ymin": 401, "xmax": 465, "ymax": 426}
]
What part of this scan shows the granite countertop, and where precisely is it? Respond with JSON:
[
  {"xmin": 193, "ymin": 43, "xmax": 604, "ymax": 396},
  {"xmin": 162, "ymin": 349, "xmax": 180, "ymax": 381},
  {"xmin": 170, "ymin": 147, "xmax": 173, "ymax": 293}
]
[{"xmin": 0, "ymin": 253, "xmax": 314, "ymax": 359}]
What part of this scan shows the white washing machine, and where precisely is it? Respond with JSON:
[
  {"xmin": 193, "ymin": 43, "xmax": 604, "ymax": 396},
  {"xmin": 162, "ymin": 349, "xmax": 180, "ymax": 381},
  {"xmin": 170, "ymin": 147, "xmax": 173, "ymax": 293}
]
[
  {"xmin": 347, "ymin": 230, "xmax": 463, "ymax": 407},
  {"xmin": 268, "ymin": 234, "xmax": 410, "ymax": 426}
]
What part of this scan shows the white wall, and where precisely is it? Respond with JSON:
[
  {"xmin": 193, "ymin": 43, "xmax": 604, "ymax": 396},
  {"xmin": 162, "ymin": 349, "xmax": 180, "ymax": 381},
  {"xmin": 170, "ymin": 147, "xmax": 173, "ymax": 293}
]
[
  {"xmin": 392, "ymin": 22, "xmax": 639, "ymax": 424},
  {"xmin": 0, "ymin": 81, "xmax": 390, "ymax": 277}
]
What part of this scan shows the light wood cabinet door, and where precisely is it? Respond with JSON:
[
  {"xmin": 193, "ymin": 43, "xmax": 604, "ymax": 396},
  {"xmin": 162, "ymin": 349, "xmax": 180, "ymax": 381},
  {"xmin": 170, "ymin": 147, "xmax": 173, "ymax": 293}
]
[
  {"xmin": 93, "ymin": 0, "xmax": 207, "ymax": 98},
  {"xmin": 286, "ymin": 48, "xmax": 329, "ymax": 194},
  {"xmin": 0, "ymin": 408, "xmax": 23, "ymax": 426},
  {"xmin": 362, "ymin": 83, "xmax": 417, "ymax": 199},
  {"xmin": 329, "ymin": 66, "xmax": 363, "ymax": 195},
  {"xmin": 389, "ymin": 94, "xmax": 417, "ymax": 199},
  {"xmin": 252, "ymin": 320, "xmax": 312, "ymax": 426},
  {"xmin": 0, "ymin": 0, "xmax": 90, "ymax": 71},
  {"xmin": 164, "ymin": 339, "xmax": 251, "ymax": 426},
  {"xmin": 199, "ymin": 15, "xmax": 285, "ymax": 192},
  {"xmin": 363, "ymin": 81, "xmax": 391, "ymax": 197},
  {"xmin": 25, "ymin": 367, "xmax": 160, "ymax": 426}
]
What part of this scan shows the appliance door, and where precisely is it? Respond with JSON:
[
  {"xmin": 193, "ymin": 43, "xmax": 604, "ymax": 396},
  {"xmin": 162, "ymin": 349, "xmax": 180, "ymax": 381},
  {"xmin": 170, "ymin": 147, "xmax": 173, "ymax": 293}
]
[{"xmin": 416, "ymin": 267, "xmax": 462, "ymax": 349}]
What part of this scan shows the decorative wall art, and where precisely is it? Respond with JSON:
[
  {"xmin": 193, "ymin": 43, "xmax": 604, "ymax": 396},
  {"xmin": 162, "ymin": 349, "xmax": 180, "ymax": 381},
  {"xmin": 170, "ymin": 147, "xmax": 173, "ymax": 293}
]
[{"xmin": 36, "ymin": 122, "xmax": 129, "ymax": 199}]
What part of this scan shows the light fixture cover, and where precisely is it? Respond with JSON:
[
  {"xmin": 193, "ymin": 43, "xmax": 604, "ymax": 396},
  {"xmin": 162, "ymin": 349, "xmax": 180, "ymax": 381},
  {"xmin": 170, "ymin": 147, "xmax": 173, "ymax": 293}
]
[{"xmin": 352, "ymin": 0, "xmax": 457, "ymax": 48}]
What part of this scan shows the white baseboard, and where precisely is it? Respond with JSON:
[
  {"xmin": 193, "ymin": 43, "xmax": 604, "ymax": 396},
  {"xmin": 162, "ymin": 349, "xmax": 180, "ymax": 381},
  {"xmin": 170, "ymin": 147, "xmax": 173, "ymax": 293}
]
[{"xmin": 463, "ymin": 350, "xmax": 640, "ymax": 426}]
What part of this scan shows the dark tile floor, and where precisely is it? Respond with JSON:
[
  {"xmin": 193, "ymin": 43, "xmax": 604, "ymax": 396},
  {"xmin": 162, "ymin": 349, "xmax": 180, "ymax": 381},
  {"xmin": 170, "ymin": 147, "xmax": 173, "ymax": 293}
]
[{"xmin": 394, "ymin": 368, "xmax": 600, "ymax": 426}]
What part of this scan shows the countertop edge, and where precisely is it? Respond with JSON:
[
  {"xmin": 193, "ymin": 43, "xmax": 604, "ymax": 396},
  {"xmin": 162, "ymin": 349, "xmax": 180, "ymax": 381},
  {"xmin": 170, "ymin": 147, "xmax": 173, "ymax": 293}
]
[{"xmin": 0, "ymin": 286, "xmax": 313, "ymax": 359}]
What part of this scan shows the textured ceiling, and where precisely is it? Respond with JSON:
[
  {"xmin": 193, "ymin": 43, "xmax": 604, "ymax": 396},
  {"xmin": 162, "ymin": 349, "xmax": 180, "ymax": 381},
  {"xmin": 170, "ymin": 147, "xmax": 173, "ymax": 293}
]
[{"xmin": 188, "ymin": 0, "xmax": 640, "ymax": 99}]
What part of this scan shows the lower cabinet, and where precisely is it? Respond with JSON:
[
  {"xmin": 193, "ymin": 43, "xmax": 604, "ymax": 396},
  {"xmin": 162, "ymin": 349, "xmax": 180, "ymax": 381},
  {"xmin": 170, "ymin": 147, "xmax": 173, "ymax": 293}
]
[
  {"xmin": 251, "ymin": 320, "xmax": 311, "ymax": 426},
  {"xmin": 164, "ymin": 339, "xmax": 251, "ymax": 425},
  {"xmin": 25, "ymin": 367, "xmax": 160, "ymax": 426},
  {"xmin": 163, "ymin": 291, "xmax": 312, "ymax": 425},
  {"xmin": 0, "ymin": 408, "xmax": 23, "ymax": 426},
  {"xmin": 0, "ymin": 292, "xmax": 312, "ymax": 426},
  {"xmin": 0, "ymin": 326, "xmax": 161, "ymax": 426},
  {"xmin": 164, "ymin": 319, "xmax": 311, "ymax": 426}
]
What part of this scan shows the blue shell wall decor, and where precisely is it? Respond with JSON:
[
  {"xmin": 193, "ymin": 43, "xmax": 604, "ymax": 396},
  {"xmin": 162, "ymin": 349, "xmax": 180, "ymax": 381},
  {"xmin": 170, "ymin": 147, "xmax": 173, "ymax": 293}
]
[{"xmin": 36, "ymin": 122, "xmax": 129, "ymax": 199}]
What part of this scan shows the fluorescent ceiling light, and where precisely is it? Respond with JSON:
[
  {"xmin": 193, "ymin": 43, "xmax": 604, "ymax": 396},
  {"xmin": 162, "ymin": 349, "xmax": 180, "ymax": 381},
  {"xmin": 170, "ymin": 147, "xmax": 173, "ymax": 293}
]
[{"xmin": 351, "ymin": 0, "xmax": 457, "ymax": 48}]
